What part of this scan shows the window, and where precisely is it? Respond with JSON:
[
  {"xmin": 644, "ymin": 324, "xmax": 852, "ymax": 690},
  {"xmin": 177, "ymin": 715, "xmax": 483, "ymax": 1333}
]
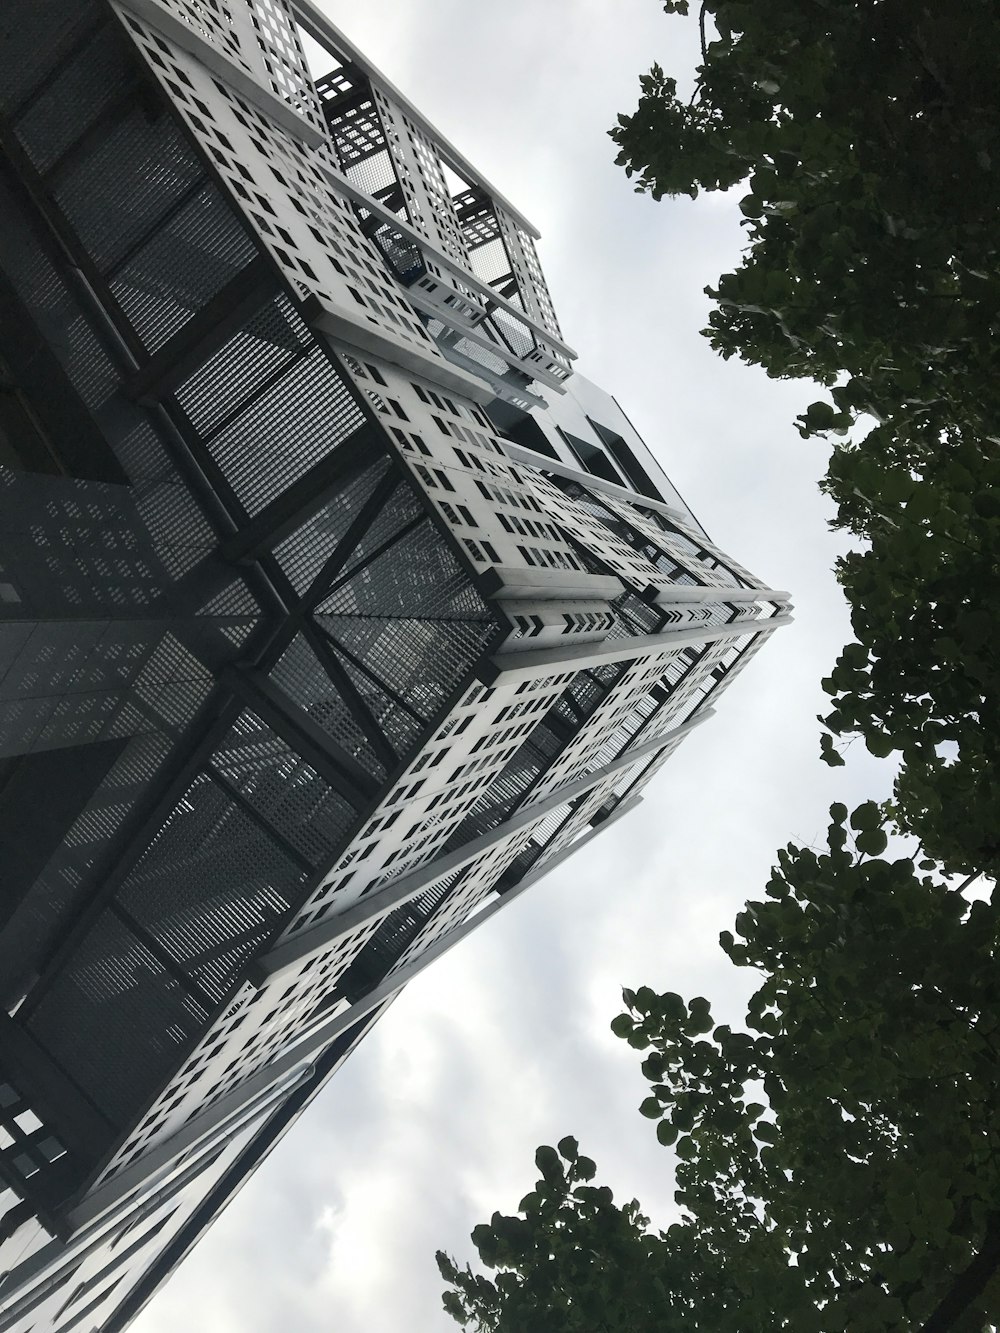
[
  {"xmin": 556, "ymin": 427, "xmax": 625, "ymax": 486},
  {"xmin": 588, "ymin": 417, "xmax": 663, "ymax": 501}
]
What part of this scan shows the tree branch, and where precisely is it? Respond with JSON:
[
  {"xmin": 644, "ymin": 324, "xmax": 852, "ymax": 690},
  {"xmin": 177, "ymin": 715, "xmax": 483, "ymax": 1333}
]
[
  {"xmin": 699, "ymin": 0, "xmax": 708, "ymax": 64},
  {"xmin": 918, "ymin": 1212, "xmax": 1000, "ymax": 1333}
]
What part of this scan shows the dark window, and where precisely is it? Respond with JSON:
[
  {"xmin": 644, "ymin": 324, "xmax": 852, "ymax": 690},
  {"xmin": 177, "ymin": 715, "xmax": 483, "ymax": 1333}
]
[
  {"xmin": 483, "ymin": 401, "xmax": 560, "ymax": 459},
  {"xmin": 588, "ymin": 417, "xmax": 663, "ymax": 501},
  {"xmin": 556, "ymin": 427, "xmax": 624, "ymax": 486}
]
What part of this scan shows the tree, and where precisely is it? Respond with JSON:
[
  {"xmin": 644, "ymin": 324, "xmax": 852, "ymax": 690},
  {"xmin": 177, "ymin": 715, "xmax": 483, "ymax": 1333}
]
[
  {"xmin": 437, "ymin": 1141, "xmax": 670, "ymax": 1333},
  {"xmin": 609, "ymin": 0, "xmax": 1000, "ymax": 449},
  {"xmin": 608, "ymin": 0, "xmax": 1000, "ymax": 874},
  {"xmin": 440, "ymin": 804, "xmax": 1000, "ymax": 1331},
  {"xmin": 821, "ymin": 430, "xmax": 1000, "ymax": 877}
]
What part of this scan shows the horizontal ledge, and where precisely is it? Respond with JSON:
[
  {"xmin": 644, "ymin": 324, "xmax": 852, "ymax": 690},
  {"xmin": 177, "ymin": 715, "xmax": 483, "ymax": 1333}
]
[
  {"xmin": 313, "ymin": 162, "xmax": 577, "ymax": 363},
  {"xmin": 433, "ymin": 343, "xmax": 550, "ymax": 413},
  {"xmin": 309, "ymin": 307, "xmax": 495, "ymax": 405},
  {"xmin": 652, "ymin": 585, "xmax": 791, "ymax": 606},
  {"xmin": 500, "ymin": 441, "xmax": 693, "ymax": 525},
  {"xmin": 479, "ymin": 612, "xmax": 794, "ymax": 686},
  {"xmin": 475, "ymin": 567, "xmax": 625, "ymax": 602},
  {"xmin": 405, "ymin": 288, "xmax": 569, "ymax": 394}
]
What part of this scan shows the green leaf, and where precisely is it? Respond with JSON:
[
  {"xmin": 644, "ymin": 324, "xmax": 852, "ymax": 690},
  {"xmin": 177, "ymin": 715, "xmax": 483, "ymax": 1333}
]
[
  {"xmin": 534, "ymin": 1145, "xmax": 563, "ymax": 1181},
  {"xmin": 855, "ymin": 827, "xmax": 888, "ymax": 856},
  {"xmin": 610, "ymin": 1013, "xmax": 633, "ymax": 1039},
  {"xmin": 850, "ymin": 801, "xmax": 881, "ymax": 831},
  {"xmin": 820, "ymin": 732, "xmax": 846, "ymax": 767},
  {"xmin": 575, "ymin": 1156, "xmax": 597, "ymax": 1182},
  {"xmin": 866, "ymin": 732, "xmax": 896, "ymax": 758},
  {"xmin": 639, "ymin": 1096, "xmax": 662, "ymax": 1119},
  {"xmin": 659, "ymin": 992, "xmax": 687, "ymax": 1022}
]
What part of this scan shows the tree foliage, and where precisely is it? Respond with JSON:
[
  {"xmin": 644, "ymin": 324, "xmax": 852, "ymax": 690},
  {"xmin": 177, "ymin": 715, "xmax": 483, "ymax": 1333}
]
[
  {"xmin": 610, "ymin": 0, "xmax": 1000, "ymax": 442},
  {"xmin": 821, "ymin": 432, "xmax": 1000, "ymax": 875},
  {"xmin": 440, "ymin": 806, "xmax": 1000, "ymax": 1331},
  {"xmin": 609, "ymin": 0, "xmax": 1000, "ymax": 873},
  {"xmin": 436, "ymin": 1140, "xmax": 665, "ymax": 1333}
]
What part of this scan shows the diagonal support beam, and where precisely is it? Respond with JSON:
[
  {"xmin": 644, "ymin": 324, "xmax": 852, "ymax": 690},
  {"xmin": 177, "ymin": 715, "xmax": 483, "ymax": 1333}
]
[
  {"xmin": 125, "ymin": 255, "xmax": 276, "ymax": 403},
  {"xmin": 219, "ymin": 422, "xmax": 383, "ymax": 564},
  {"xmin": 223, "ymin": 664, "xmax": 379, "ymax": 808},
  {"xmin": 302, "ymin": 468, "xmax": 401, "ymax": 608},
  {"xmin": 300, "ymin": 621, "xmax": 398, "ymax": 773}
]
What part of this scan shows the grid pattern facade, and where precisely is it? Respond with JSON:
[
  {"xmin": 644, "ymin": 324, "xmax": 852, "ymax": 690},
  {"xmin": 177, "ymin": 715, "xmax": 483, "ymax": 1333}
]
[{"xmin": 0, "ymin": 2, "xmax": 789, "ymax": 1329}]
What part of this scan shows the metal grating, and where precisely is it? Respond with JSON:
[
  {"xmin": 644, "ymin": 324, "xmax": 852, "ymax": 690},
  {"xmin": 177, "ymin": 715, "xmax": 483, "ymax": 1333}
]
[
  {"xmin": 52, "ymin": 103, "xmax": 206, "ymax": 275},
  {"xmin": 13, "ymin": 20, "xmax": 135, "ymax": 174},
  {"xmin": 110, "ymin": 183, "xmax": 257, "ymax": 352},
  {"xmin": 317, "ymin": 513, "xmax": 493, "ymax": 622},
  {"xmin": 26, "ymin": 912, "xmax": 212, "ymax": 1126},
  {"xmin": 316, "ymin": 476, "xmax": 425, "ymax": 596},
  {"xmin": 273, "ymin": 455, "xmax": 391, "ymax": 595},
  {"xmin": 0, "ymin": 0, "xmax": 104, "ymax": 115},
  {"xmin": 198, "ymin": 347, "xmax": 367, "ymax": 516},
  {"xmin": 210, "ymin": 709, "xmax": 357, "ymax": 867},
  {"xmin": 330, "ymin": 615, "xmax": 493, "ymax": 723},
  {"xmin": 174, "ymin": 293, "xmax": 312, "ymax": 436},
  {"xmin": 270, "ymin": 634, "xmax": 387, "ymax": 783},
  {"xmin": 321, "ymin": 636, "xmax": 425, "ymax": 755}
]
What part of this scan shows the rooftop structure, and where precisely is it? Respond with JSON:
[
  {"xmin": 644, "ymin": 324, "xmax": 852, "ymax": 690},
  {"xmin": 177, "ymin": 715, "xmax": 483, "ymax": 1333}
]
[{"xmin": 0, "ymin": 2, "xmax": 790, "ymax": 1328}]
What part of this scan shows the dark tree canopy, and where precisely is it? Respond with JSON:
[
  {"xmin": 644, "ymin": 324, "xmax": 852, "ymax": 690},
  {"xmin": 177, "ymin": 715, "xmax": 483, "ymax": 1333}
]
[
  {"xmin": 610, "ymin": 0, "xmax": 1000, "ymax": 443},
  {"xmin": 610, "ymin": 0, "xmax": 1000, "ymax": 876},
  {"xmin": 440, "ymin": 807, "xmax": 1000, "ymax": 1332}
]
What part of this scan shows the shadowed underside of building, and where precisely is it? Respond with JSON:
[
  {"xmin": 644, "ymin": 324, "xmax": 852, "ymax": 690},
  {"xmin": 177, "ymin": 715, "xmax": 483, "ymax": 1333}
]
[{"xmin": 0, "ymin": 2, "xmax": 790, "ymax": 1328}]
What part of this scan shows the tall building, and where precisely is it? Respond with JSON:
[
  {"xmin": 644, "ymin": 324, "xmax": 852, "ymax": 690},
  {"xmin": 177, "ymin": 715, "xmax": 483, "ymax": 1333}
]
[{"xmin": 0, "ymin": 1, "xmax": 790, "ymax": 1328}]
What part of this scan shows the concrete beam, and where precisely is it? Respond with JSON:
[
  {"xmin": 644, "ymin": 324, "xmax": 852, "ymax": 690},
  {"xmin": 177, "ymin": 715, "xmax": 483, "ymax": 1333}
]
[
  {"xmin": 481, "ymin": 613, "xmax": 793, "ymax": 687},
  {"xmin": 475, "ymin": 567, "xmax": 625, "ymax": 603}
]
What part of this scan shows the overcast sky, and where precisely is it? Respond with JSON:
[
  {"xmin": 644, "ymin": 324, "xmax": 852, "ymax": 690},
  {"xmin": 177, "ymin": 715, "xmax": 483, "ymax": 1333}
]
[{"xmin": 134, "ymin": 3, "xmax": 893, "ymax": 1330}]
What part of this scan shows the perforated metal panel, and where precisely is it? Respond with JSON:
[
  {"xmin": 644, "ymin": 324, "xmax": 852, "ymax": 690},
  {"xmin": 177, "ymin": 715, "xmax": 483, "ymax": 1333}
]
[
  {"xmin": 210, "ymin": 709, "xmax": 356, "ymax": 866},
  {"xmin": 27, "ymin": 912, "xmax": 212, "ymax": 1126},
  {"xmin": 270, "ymin": 633, "xmax": 388, "ymax": 783}
]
